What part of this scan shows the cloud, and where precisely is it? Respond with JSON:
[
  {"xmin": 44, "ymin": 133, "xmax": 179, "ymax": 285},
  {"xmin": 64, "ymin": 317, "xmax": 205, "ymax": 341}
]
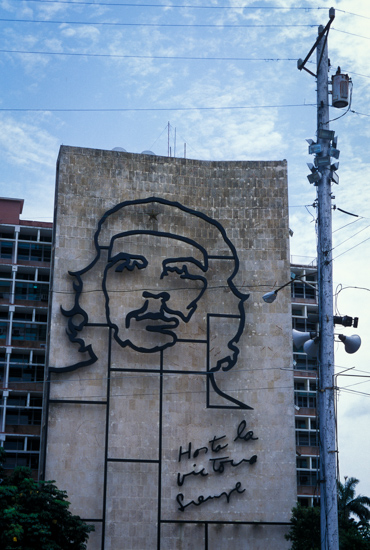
[
  {"xmin": 59, "ymin": 24, "xmax": 100, "ymax": 42},
  {"xmin": 0, "ymin": 115, "xmax": 59, "ymax": 169}
]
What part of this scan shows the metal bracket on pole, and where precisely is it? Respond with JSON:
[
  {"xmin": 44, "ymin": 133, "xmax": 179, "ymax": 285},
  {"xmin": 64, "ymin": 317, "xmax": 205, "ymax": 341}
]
[{"xmin": 297, "ymin": 8, "xmax": 335, "ymax": 78}]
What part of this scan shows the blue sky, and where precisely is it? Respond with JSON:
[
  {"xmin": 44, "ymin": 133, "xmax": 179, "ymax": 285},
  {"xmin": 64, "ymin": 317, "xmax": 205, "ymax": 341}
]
[{"xmin": 1, "ymin": 0, "xmax": 370, "ymax": 498}]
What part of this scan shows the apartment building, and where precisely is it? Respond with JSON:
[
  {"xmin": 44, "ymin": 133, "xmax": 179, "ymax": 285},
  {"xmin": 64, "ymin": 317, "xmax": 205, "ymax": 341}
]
[
  {"xmin": 0, "ymin": 197, "xmax": 52, "ymax": 477},
  {"xmin": 291, "ymin": 260, "xmax": 320, "ymax": 507}
]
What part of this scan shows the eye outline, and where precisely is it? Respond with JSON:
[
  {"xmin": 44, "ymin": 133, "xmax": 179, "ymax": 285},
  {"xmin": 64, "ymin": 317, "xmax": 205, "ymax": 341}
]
[
  {"xmin": 108, "ymin": 252, "xmax": 148, "ymax": 273},
  {"xmin": 161, "ymin": 257, "xmax": 207, "ymax": 281},
  {"xmin": 160, "ymin": 258, "xmax": 208, "ymax": 318}
]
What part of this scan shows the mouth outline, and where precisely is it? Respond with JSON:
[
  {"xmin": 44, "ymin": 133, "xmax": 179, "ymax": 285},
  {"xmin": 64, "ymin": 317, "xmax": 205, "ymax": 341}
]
[{"xmin": 125, "ymin": 301, "xmax": 180, "ymax": 331}]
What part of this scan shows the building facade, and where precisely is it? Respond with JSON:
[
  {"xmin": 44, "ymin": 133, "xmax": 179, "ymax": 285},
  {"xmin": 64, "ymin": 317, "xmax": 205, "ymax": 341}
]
[
  {"xmin": 0, "ymin": 197, "xmax": 52, "ymax": 476},
  {"xmin": 291, "ymin": 261, "xmax": 320, "ymax": 507},
  {"xmin": 0, "ymin": 187, "xmax": 321, "ymax": 548},
  {"xmin": 42, "ymin": 146, "xmax": 296, "ymax": 549}
]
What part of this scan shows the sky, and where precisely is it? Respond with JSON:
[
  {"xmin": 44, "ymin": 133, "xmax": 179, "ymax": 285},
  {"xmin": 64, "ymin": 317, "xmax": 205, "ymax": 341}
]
[{"xmin": 1, "ymin": 0, "xmax": 370, "ymax": 499}]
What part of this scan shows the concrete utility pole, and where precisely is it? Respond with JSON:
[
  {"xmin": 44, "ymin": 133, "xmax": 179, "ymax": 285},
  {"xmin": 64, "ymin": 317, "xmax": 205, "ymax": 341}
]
[
  {"xmin": 298, "ymin": 7, "xmax": 339, "ymax": 550},
  {"xmin": 316, "ymin": 15, "xmax": 339, "ymax": 550}
]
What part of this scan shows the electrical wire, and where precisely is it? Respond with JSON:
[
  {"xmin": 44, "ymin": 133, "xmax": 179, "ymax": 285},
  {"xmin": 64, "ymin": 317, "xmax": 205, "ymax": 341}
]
[
  {"xmin": 49, "ymin": 282, "xmax": 278, "ymax": 295},
  {"xmin": 331, "ymin": 223, "xmax": 370, "ymax": 252},
  {"xmin": 338, "ymin": 387, "xmax": 370, "ymax": 398},
  {"xmin": 340, "ymin": 378, "xmax": 370, "ymax": 390},
  {"xmin": 0, "ymin": 18, "xmax": 318, "ymax": 28},
  {"xmin": 332, "ymin": 218, "xmax": 363, "ymax": 234},
  {"xmin": 350, "ymin": 109, "xmax": 370, "ymax": 117},
  {"xmin": 332, "ymin": 235, "xmax": 370, "ymax": 261},
  {"xmin": 9, "ymin": 1, "xmax": 370, "ymax": 22},
  {"xmin": 0, "ymin": 103, "xmax": 317, "ymax": 112},
  {"xmin": 6, "ymin": 0, "xmax": 331, "ymax": 10},
  {"xmin": 335, "ymin": 8, "xmax": 370, "ymax": 20},
  {"xmin": 0, "ymin": 49, "xmax": 299, "ymax": 62},
  {"xmin": 332, "ymin": 27, "xmax": 370, "ymax": 41}
]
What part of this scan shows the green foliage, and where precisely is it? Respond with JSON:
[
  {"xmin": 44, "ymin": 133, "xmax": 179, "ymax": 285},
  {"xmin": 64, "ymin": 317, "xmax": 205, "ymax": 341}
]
[
  {"xmin": 338, "ymin": 477, "xmax": 370, "ymax": 525},
  {"xmin": 338, "ymin": 477, "xmax": 370, "ymax": 550},
  {"xmin": 286, "ymin": 477, "xmax": 370, "ymax": 550},
  {"xmin": 0, "ymin": 450, "xmax": 94, "ymax": 550},
  {"xmin": 285, "ymin": 504, "xmax": 321, "ymax": 550}
]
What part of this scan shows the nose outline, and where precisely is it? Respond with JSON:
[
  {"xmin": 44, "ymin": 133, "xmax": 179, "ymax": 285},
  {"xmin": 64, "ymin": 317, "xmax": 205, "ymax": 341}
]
[{"xmin": 142, "ymin": 290, "xmax": 170, "ymax": 302}]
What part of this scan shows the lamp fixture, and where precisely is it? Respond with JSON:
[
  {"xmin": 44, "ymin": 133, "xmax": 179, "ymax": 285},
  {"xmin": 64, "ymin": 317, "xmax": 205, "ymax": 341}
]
[
  {"xmin": 318, "ymin": 128, "xmax": 335, "ymax": 140},
  {"xmin": 307, "ymin": 171, "xmax": 322, "ymax": 185},
  {"xmin": 262, "ymin": 290, "xmax": 278, "ymax": 304},
  {"xmin": 262, "ymin": 276, "xmax": 316, "ymax": 304},
  {"xmin": 334, "ymin": 315, "xmax": 358, "ymax": 328},
  {"xmin": 307, "ymin": 141, "xmax": 322, "ymax": 155},
  {"xmin": 329, "ymin": 146, "xmax": 340, "ymax": 159},
  {"xmin": 315, "ymin": 155, "xmax": 331, "ymax": 167},
  {"xmin": 330, "ymin": 171, "xmax": 339, "ymax": 184}
]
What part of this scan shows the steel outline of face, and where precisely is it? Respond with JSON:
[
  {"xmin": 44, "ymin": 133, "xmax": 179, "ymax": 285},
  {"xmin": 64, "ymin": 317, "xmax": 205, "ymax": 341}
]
[
  {"xmin": 56, "ymin": 196, "xmax": 250, "ymax": 402},
  {"xmin": 102, "ymin": 231, "xmax": 209, "ymax": 353}
]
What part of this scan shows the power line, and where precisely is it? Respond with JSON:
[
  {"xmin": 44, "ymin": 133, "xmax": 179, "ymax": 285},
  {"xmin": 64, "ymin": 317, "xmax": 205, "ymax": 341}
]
[
  {"xmin": 339, "ymin": 388, "xmax": 370, "ymax": 398},
  {"xmin": 0, "ymin": 49, "xmax": 298, "ymax": 62},
  {"xmin": 332, "ymin": 235, "xmax": 370, "ymax": 261},
  {"xmin": 332, "ymin": 218, "xmax": 363, "ymax": 234},
  {"xmin": 10, "ymin": 1, "xmax": 329, "ymax": 10},
  {"xmin": 0, "ymin": 18, "xmax": 318, "ymax": 28},
  {"xmin": 4, "ymin": 47, "xmax": 369, "ymax": 79},
  {"xmin": 335, "ymin": 8, "xmax": 370, "ymax": 20},
  {"xmin": 331, "ymin": 223, "xmax": 370, "ymax": 252},
  {"xmin": 332, "ymin": 27, "xmax": 370, "ymax": 41},
  {"xmin": 351, "ymin": 109, "xmax": 370, "ymax": 118},
  {"xmin": 0, "ymin": 103, "xmax": 316, "ymax": 112},
  {"xmin": 11, "ymin": 1, "xmax": 370, "ymax": 21}
]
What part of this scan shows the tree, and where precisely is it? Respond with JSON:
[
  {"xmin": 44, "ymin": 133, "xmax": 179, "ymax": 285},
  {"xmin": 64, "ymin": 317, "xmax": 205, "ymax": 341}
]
[
  {"xmin": 285, "ymin": 477, "xmax": 370, "ymax": 550},
  {"xmin": 0, "ymin": 449, "xmax": 94, "ymax": 550},
  {"xmin": 338, "ymin": 477, "xmax": 370, "ymax": 525},
  {"xmin": 284, "ymin": 504, "xmax": 321, "ymax": 550}
]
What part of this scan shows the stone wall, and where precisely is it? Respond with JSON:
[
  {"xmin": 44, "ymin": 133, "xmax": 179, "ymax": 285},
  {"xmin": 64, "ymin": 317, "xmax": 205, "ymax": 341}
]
[{"xmin": 44, "ymin": 146, "xmax": 295, "ymax": 549}]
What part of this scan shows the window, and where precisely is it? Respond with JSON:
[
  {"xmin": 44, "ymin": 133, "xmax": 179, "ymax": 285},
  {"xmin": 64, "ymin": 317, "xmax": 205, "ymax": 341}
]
[
  {"xmin": 297, "ymin": 471, "xmax": 318, "ymax": 486},
  {"xmin": 6, "ymin": 408, "xmax": 42, "ymax": 426},
  {"xmin": 298, "ymin": 497, "xmax": 310, "ymax": 507},
  {"xmin": 297, "ymin": 457, "xmax": 308, "ymax": 469},
  {"xmin": 0, "ymin": 241, "xmax": 13, "ymax": 259},
  {"xmin": 3, "ymin": 452, "xmax": 39, "ymax": 470},
  {"xmin": 294, "ymin": 353, "xmax": 318, "ymax": 372},
  {"xmin": 295, "ymin": 418, "xmax": 308, "ymax": 429},
  {"xmin": 0, "ymin": 281, "xmax": 11, "ymax": 300},
  {"xmin": 4, "ymin": 438, "xmax": 25, "ymax": 451},
  {"xmin": 291, "ymin": 281, "xmax": 317, "ymax": 301},
  {"xmin": 14, "ymin": 282, "xmax": 49, "ymax": 302},
  {"xmin": 12, "ymin": 323, "xmax": 47, "ymax": 342},
  {"xmin": 8, "ymin": 363, "xmax": 44, "ymax": 382},
  {"xmin": 296, "ymin": 431, "xmax": 319, "ymax": 447},
  {"xmin": 295, "ymin": 393, "xmax": 317, "ymax": 409},
  {"xmin": 0, "ymin": 321, "xmax": 8, "ymax": 339},
  {"xmin": 311, "ymin": 457, "xmax": 319, "ymax": 469},
  {"xmin": 18, "ymin": 232, "xmax": 37, "ymax": 242},
  {"xmin": 17, "ymin": 243, "xmax": 51, "ymax": 263}
]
